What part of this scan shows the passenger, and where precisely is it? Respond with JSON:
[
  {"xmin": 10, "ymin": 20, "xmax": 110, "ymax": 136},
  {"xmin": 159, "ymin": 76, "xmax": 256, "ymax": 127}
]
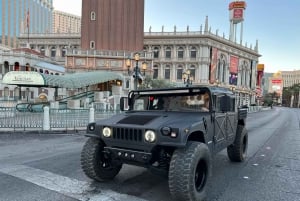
[{"xmin": 202, "ymin": 93, "xmax": 210, "ymax": 112}]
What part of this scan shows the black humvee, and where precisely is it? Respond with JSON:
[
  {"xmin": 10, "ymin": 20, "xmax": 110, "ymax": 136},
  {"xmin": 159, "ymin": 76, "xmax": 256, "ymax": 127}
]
[{"xmin": 81, "ymin": 86, "xmax": 248, "ymax": 201}]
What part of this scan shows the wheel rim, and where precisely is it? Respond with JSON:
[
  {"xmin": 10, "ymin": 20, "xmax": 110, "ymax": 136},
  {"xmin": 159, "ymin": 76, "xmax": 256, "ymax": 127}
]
[
  {"xmin": 194, "ymin": 159, "xmax": 207, "ymax": 192},
  {"xmin": 98, "ymin": 148, "xmax": 114, "ymax": 170}
]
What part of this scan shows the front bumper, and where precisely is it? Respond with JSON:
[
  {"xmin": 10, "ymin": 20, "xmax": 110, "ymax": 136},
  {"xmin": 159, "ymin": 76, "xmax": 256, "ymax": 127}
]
[{"xmin": 104, "ymin": 147, "xmax": 152, "ymax": 164}]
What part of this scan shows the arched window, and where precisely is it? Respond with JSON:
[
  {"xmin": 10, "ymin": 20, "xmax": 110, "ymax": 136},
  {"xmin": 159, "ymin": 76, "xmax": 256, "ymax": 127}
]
[
  {"xmin": 91, "ymin": 12, "xmax": 96, "ymax": 20},
  {"xmin": 51, "ymin": 46, "xmax": 56, "ymax": 57},
  {"xmin": 40, "ymin": 46, "xmax": 45, "ymax": 56},
  {"xmin": 177, "ymin": 47, "xmax": 184, "ymax": 59},
  {"xmin": 165, "ymin": 47, "xmax": 171, "ymax": 59},
  {"xmin": 177, "ymin": 65, "xmax": 183, "ymax": 80},
  {"xmin": 90, "ymin": 41, "xmax": 95, "ymax": 49},
  {"xmin": 4, "ymin": 61, "xmax": 9, "ymax": 73},
  {"xmin": 164, "ymin": 65, "xmax": 171, "ymax": 79},
  {"xmin": 153, "ymin": 47, "xmax": 159, "ymax": 58},
  {"xmin": 153, "ymin": 64, "xmax": 158, "ymax": 79},
  {"xmin": 222, "ymin": 60, "xmax": 226, "ymax": 83},
  {"xmin": 190, "ymin": 46, "xmax": 197, "ymax": 58},
  {"xmin": 4, "ymin": 87, "xmax": 9, "ymax": 97},
  {"xmin": 25, "ymin": 63, "xmax": 30, "ymax": 71},
  {"xmin": 216, "ymin": 55, "xmax": 227, "ymax": 83},
  {"xmin": 61, "ymin": 46, "xmax": 67, "ymax": 57},
  {"xmin": 217, "ymin": 59, "xmax": 222, "ymax": 82},
  {"xmin": 189, "ymin": 65, "xmax": 196, "ymax": 80},
  {"xmin": 14, "ymin": 87, "xmax": 19, "ymax": 100},
  {"xmin": 14, "ymin": 62, "xmax": 20, "ymax": 71}
]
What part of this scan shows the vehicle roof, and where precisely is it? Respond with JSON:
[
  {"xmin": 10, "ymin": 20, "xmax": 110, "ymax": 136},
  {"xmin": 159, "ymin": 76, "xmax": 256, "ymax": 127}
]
[{"xmin": 131, "ymin": 85, "xmax": 234, "ymax": 96}]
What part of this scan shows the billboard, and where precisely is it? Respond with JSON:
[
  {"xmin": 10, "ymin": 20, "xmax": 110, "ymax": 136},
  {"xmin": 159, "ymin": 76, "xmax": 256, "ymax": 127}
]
[
  {"xmin": 229, "ymin": 1, "xmax": 246, "ymax": 24},
  {"xmin": 270, "ymin": 78, "xmax": 283, "ymax": 96},
  {"xmin": 229, "ymin": 55, "xmax": 239, "ymax": 85},
  {"xmin": 256, "ymin": 64, "xmax": 265, "ymax": 97}
]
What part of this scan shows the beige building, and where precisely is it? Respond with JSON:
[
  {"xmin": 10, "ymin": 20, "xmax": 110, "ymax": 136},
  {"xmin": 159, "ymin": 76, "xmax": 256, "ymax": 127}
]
[
  {"xmin": 52, "ymin": 10, "xmax": 81, "ymax": 34},
  {"xmin": 281, "ymin": 70, "xmax": 300, "ymax": 87}
]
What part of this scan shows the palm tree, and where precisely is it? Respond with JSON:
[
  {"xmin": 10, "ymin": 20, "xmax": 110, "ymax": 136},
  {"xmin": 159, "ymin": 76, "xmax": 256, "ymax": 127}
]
[{"xmin": 282, "ymin": 83, "xmax": 300, "ymax": 107}]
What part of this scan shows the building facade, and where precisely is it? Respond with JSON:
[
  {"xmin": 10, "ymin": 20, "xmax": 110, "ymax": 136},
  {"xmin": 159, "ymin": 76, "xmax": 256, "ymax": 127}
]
[
  {"xmin": 281, "ymin": 70, "xmax": 300, "ymax": 87},
  {"xmin": 52, "ymin": 10, "xmax": 81, "ymax": 34},
  {"xmin": 17, "ymin": 17, "xmax": 261, "ymax": 106},
  {"xmin": 0, "ymin": 46, "xmax": 65, "ymax": 102},
  {"xmin": 81, "ymin": 0, "xmax": 144, "ymax": 52},
  {"xmin": 18, "ymin": 33, "xmax": 81, "ymax": 65},
  {"xmin": 0, "ymin": 0, "xmax": 53, "ymax": 48}
]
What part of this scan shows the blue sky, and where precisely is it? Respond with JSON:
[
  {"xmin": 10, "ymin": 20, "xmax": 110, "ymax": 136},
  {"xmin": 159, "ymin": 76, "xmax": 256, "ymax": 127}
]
[{"xmin": 53, "ymin": 0, "xmax": 300, "ymax": 73}]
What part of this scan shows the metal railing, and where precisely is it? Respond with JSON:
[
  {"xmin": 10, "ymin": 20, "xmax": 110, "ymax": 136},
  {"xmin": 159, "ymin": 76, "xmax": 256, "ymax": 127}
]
[{"xmin": 0, "ymin": 107, "xmax": 119, "ymax": 132}]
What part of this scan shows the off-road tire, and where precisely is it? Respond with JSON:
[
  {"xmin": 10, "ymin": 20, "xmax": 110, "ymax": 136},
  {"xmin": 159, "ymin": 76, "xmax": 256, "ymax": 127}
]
[
  {"xmin": 81, "ymin": 137, "xmax": 122, "ymax": 181},
  {"xmin": 227, "ymin": 125, "xmax": 248, "ymax": 162},
  {"xmin": 168, "ymin": 141, "xmax": 211, "ymax": 201}
]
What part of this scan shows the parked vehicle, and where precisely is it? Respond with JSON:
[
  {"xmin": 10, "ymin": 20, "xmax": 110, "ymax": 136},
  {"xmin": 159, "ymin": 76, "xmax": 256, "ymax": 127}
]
[{"xmin": 81, "ymin": 85, "xmax": 248, "ymax": 201}]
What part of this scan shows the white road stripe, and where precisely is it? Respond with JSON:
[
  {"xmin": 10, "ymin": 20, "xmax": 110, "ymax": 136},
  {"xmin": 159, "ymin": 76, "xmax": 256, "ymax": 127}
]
[{"xmin": 0, "ymin": 165, "xmax": 147, "ymax": 201}]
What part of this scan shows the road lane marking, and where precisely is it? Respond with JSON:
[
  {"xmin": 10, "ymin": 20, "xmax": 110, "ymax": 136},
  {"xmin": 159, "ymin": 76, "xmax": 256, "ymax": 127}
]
[{"xmin": 0, "ymin": 165, "xmax": 147, "ymax": 201}]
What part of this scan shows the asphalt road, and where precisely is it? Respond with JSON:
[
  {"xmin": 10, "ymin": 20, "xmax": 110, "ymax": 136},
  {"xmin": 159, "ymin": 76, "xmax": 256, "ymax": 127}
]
[{"xmin": 0, "ymin": 107, "xmax": 299, "ymax": 201}]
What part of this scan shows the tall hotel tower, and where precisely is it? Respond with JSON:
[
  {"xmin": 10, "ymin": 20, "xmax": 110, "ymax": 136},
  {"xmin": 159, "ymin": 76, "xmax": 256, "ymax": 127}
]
[
  {"xmin": 81, "ymin": 0, "xmax": 144, "ymax": 52},
  {"xmin": 0, "ymin": 0, "xmax": 53, "ymax": 48}
]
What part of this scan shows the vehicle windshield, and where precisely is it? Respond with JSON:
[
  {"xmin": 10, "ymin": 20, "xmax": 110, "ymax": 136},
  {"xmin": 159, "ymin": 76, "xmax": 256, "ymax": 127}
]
[{"xmin": 132, "ymin": 93, "xmax": 210, "ymax": 112}]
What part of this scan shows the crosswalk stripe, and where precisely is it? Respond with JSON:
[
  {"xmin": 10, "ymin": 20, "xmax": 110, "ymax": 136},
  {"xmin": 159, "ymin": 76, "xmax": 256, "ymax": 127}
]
[{"xmin": 0, "ymin": 165, "xmax": 147, "ymax": 201}]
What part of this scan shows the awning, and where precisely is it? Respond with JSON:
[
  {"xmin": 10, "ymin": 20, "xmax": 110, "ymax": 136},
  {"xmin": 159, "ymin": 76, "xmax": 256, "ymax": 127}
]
[
  {"xmin": 34, "ymin": 62, "xmax": 65, "ymax": 73},
  {"xmin": 43, "ymin": 71, "xmax": 123, "ymax": 88},
  {"xmin": 2, "ymin": 71, "xmax": 123, "ymax": 89}
]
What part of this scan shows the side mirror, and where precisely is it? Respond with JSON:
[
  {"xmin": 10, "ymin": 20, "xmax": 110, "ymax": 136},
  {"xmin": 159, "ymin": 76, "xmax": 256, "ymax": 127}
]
[{"xmin": 220, "ymin": 95, "xmax": 230, "ymax": 112}]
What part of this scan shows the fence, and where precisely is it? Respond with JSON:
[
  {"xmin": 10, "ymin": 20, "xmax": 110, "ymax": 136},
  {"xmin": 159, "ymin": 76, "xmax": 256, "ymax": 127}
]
[{"xmin": 0, "ymin": 107, "xmax": 119, "ymax": 132}]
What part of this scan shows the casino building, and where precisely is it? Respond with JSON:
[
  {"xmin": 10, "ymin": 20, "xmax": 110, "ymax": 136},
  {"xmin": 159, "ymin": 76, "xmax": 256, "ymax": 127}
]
[{"xmin": 1, "ymin": 0, "xmax": 263, "ymax": 107}]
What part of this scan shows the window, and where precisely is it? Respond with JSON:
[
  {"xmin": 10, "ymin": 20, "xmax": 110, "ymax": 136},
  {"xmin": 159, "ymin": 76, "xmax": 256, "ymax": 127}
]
[
  {"xmin": 153, "ymin": 47, "xmax": 159, "ymax": 58},
  {"xmin": 177, "ymin": 68, "xmax": 183, "ymax": 80},
  {"xmin": 25, "ymin": 63, "xmax": 30, "ymax": 71},
  {"xmin": 165, "ymin": 47, "xmax": 171, "ymax": 59},
  {"xmin": 165, "ymin": 67, "xmax": 170, "ymax": 79},
  {"xmin": 216, "ymin": 56, "xmax": 227, "ymax": 83},
  {"xmin": 4, "ymin": 87, "xmax": 9, "ymax": 97},
  {"xmin": 61, "ymin": 47, "xmax": 67, "ymax": 57},
  {"xmin": 177, "ymin": 47, "xmax": 184, "ymax": 59},
  {"xmin": 189, "ymin": 66, "xmax": 196, "ymax": 79},
  {"xmin": 91, "ymin": 12, "xmax": 96, "ymax": 20},
  {"xmin": 51, "ymin": 46, "xmax": 56, "ymax": 57},
  {"xmin": 190, "ymin": 47, "xmax": 197, "ymax": 58},
  {"xmin": 90, "ymin": 41, "xmax": 95, "ymax": 49},
  {"xmin": 4, "ymin": 61, "xmax": 9, "ymax": 73},
  {"xmin": 153, "ymin": 65, "xmax": 158, "ymax": 79},
  {"xmin": 14, "ymin": 62, "xmax": 20, "ymax": 71}
]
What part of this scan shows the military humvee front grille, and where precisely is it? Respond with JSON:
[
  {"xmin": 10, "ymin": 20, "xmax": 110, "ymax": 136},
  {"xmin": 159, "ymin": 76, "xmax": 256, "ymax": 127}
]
[{"xmin": 112, "ymin": 127, "xmax": 143, "ymax": 142}]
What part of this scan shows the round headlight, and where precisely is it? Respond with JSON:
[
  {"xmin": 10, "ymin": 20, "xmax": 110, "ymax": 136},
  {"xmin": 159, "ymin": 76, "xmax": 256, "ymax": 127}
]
[
  {"xmin": 102, "ymin": 127, "xmax": 112, "ymax": 137},
  {"xmin": 145, "ymin": 130, "xmax": 156, "ymax": 143}
]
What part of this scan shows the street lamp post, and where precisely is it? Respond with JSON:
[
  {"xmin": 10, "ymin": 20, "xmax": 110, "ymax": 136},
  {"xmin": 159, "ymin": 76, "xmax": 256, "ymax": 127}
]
[
  {"xmin": 183, "ymin": 69, "xmax": 193, "ymax": 87},
  {"xmin": 126, "ymin": 52, "xmax": 147, "ymax": 90}
]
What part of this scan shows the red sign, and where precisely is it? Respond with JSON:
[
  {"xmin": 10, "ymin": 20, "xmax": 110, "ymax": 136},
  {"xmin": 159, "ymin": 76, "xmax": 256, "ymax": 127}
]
[
  {"xmin": 229, "ymin": 1, "xmax": 246, "ymax": 10},
  {"xmin": 233, "ymin": 9, "xmax": 243, "ymax": 19},
  {"xmin": 230, "ymin": 56, "xmax": 239, "ymax": 74},
  {"xmin": 271, "ymin": 79, "xmax": 282, "ymax": 84}
]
